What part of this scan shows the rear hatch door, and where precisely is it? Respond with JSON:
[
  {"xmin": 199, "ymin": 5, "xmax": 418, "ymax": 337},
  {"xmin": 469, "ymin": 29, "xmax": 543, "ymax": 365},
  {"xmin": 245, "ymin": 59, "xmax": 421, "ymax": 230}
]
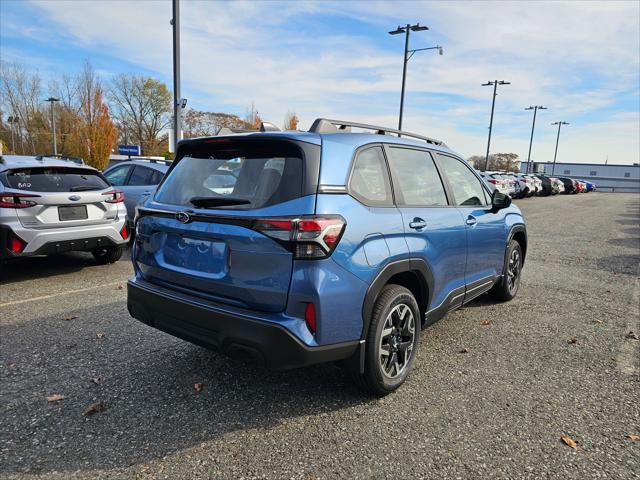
[
  {"xmin": 2, "ymin": 166, "xmax": 120, "ymax": 229},
  {"xmin": 135, "ymin": 136, "xmax": 320, "ymax": 312}
]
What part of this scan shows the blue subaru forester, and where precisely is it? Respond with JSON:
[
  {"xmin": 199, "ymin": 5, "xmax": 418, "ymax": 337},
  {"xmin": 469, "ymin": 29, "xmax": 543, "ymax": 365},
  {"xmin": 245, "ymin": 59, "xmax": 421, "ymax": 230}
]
[{"xmin": 127, "ymin": 119, "xmax": 527, "ymax": 395}]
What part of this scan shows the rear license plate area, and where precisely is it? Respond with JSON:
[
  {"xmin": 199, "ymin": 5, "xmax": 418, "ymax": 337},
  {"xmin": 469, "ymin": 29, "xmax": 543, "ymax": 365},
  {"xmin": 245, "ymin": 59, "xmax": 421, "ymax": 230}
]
[{"xmin": 58, "ymin": 205, "xmax": 88, "ymax": 221}]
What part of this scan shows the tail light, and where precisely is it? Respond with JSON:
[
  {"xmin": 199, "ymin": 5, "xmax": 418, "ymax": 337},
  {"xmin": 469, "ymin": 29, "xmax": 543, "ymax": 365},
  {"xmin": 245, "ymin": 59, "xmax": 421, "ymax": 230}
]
[
  {"xmin": 0, "ymin": 193, "xmax": 39, "ymax": 209},
  {"xmin": 120, "ymin": 224, "xmax": 129, "ymax": 240},
  {"xmin": 253, "ymin": 215, "xmax": 346, "ymax": 259},
  {"xmin": 487, "ymin": 179, "xmax": 497, "ymax": 185},
  {"xmin": 102, "ymin": 190, "xmax": 124, "ymax": 203},
  {"xmin": 6, "ymin": 232, "xmax": 26, "ymax": 253},
  {"xmin": 304, "ymin": 303, "xmax": 317, "ymax": 334}
]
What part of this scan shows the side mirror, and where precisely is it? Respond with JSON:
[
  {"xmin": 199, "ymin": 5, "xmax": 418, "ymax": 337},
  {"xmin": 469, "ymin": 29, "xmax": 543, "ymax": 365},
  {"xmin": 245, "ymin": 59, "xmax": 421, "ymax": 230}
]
[{"xmin": 491, "ymin": 191, "xmax": 511, "ymax": 212}]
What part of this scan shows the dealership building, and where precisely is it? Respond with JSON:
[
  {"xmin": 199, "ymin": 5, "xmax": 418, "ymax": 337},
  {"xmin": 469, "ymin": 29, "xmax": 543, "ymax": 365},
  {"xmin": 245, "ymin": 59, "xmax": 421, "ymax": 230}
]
[{"xmin": 520, "ymin": 162, "xmax": 640, "ymax": 193}]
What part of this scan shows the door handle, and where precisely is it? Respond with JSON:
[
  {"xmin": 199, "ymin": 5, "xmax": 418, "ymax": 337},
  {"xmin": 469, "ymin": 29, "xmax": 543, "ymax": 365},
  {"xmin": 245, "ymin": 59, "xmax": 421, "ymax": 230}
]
[
  {"xmin": 409, "ymin": 218, "xmax": 427, "ymax": 230},
  {"xmin": 466, "ymin": 215, "xmax": 477, "ymax": 226}
]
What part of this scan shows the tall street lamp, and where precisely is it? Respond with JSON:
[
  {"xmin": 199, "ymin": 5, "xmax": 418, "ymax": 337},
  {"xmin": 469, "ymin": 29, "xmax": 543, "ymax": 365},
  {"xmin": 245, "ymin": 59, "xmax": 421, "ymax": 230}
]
[
  {"xmin": 551, "ymin": 121, "xmax": 569, "ymax": 176},
  {"xmin": 171, "ymin": 0, "xmax": 182, "ymax": 152},
  {"xmin": 525, "ymin": 105, "xmax": 546, "ymax": 173},
  {"xmin": 481, "ymin": 80, "xmax": 510, "ymax": 171},
  {"xmin": 389, "ymin": 23, "xmax": 443, "ymax": 132},
  {"xmin": 7, "ymin": 115, "xmax": 19, "ymax": 153},
  {"xmin": 45, "ymin": 97, "xmax": 60, "ymax": 155}
]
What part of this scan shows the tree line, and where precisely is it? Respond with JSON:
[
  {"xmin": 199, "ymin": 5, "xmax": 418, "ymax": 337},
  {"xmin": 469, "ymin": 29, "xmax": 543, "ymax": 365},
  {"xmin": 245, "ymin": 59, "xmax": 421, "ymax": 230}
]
[{"xmin": 0, "ymin": 61, "xmax": 299, "ymax": 170}]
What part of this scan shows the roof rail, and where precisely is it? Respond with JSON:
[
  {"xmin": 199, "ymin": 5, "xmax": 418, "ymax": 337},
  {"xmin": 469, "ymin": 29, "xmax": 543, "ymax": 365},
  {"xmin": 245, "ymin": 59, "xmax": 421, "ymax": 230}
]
[
  {"xmin": 308, "ymin": 118, "xmax": 445, "ymax": 146},
  {"xmin": 130, "ymin": 157, "xmax": 172, "ymax": 165},
  {"xmin": 35, "ymin": 154, "xmax": 85, "ymax": 165}
]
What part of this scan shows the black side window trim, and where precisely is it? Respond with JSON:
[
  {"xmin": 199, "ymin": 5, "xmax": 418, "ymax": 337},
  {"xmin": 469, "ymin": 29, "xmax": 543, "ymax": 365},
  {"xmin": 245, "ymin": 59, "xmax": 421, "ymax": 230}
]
[
  {"xmin": 347, "ymin": 143, "xmax": 396, "ymax": 207},
  {"xmin": 129, "ymin": 165, "xmax": 156, "ymax": 186},
  {"xmin": 382, "ymin": 144, "xmax": 452, "ymax": 207}
]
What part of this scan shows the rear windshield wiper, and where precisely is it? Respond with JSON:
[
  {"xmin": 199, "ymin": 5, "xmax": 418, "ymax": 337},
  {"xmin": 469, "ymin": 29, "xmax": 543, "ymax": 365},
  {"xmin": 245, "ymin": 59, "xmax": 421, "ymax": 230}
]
[
  {"xmin": 70, "ymin": 185, "xmax": 101, "ymax": 192},
  {"xmin": 189, "ymin": 196, "xmax": 251, "ymax": 208}
]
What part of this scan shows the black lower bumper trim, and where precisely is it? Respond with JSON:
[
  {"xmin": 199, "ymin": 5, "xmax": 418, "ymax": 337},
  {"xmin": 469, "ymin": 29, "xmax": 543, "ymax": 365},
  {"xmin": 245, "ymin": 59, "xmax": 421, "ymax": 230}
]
[
  {"xmin": 127, "ymin": 279, "xmax": 359, "ymax": 370},
  {"xmin": 31, "ymin": 236, "xmax": 119, "ymax": 256}
]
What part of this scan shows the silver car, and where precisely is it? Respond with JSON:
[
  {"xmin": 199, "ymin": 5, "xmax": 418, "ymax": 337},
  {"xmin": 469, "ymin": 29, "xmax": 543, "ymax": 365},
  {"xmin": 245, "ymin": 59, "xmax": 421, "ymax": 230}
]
[{"xmin": 0, "ymin": 155, "xmax": 128, "ymax": 265}]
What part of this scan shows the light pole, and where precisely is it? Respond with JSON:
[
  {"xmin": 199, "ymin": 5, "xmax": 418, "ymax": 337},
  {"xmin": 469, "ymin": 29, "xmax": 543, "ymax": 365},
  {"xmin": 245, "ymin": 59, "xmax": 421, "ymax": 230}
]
[
  {"xmin": 171, "ymin": 0, "xmax": 182, "ymax": 151},
  {"xmin": 389, "ymin": 23, "xmax": 442, "ymax": 132},
  {"xmin": 481, "ymin": 80, "xmax": 510, "ymax": 171},
  {"xmin": 551, "ymin": 121, "xmax": 569, "ymax": 176},
  {"xmin": 7, "ymin": 115, "xmax": 19, "ymax": 153},
  {"xmin": 45, "ymin": 97, "xmax": 60, "ymax": 155},
  {"xmin": 525, "ymin": 105, "xmax": 546, "ymax": 173}
]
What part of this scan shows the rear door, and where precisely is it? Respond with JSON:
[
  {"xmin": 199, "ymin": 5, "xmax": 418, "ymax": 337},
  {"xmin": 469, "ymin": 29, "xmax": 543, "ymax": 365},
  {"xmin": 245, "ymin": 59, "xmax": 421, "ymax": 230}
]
[
  {"xmin": 434, "ymin": 153, "xmax": 506, "ymax": 297},
  {"xmin": 122, "ymin": 166, "xmax": 163, "ymax": 223},
  {"xmin": 134, "ymin": 137, "xmax": 319, "ymax": 313},
  {"xmin": 384, "ymin": 146, "xmax": 467, "ymax": 311},
  {"xmin": 3, "ymin": 166, "xmax": 119, "ymax": 229}
]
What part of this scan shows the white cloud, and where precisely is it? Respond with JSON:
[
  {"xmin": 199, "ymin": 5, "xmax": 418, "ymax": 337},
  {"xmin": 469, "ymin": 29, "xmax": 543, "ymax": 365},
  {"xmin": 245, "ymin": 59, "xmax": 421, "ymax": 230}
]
[{"xmin": 4, "ymin": 0, "xmax": 640, "ymax": 163}]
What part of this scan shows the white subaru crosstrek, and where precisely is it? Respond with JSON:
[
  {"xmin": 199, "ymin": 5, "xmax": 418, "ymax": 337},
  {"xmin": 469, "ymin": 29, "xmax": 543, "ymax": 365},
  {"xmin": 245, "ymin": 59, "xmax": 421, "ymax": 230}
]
[{"xmin": 0, "ymin": 155, "xmax": 129, "ymax": 266}]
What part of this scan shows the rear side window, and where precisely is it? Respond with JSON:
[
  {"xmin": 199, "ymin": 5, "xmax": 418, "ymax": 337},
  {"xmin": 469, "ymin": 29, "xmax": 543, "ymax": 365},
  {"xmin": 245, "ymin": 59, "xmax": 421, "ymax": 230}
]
[
  {"xmin": 104, "ymin": 166, "xmax": 131, "ymax": 186},
  {"xmin": 386, "ymin": 147, "xmax": 448, "ymax": 206},
  {"xmin": 128, "ymin": 166, "xmax": 156, "ymax": 186},
  {"xmin": 436, "ymin": 154, "xmax": 489, "ymax": 206},
  {"xmin": 155, "ymin": 140, "xmax": 303, "ymax": 209},
  {"xmin": 349, "ymin": 147, "xmax": 393, "ymax": 206},
  {"xmin": 1, "ymin": 167, "xmax": 108, "ymax": 192}
]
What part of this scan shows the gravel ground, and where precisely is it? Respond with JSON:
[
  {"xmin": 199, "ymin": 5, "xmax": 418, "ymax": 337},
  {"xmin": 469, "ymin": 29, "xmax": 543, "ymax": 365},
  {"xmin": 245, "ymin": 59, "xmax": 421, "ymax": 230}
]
[{"xmin": 1, "ymin": 193, "xmax": 638, "ymax": 479}]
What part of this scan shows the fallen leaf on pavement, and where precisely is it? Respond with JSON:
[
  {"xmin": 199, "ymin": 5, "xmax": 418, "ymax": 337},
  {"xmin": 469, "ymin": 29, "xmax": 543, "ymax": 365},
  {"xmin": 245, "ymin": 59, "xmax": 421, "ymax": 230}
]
[
  {"xmin": 481, "ymin": 320, "xmax": 492, "ymax": 326},
  {"xmin": 96, "ymin": 332, "xmax": 105, "ymax": 339},
  {"xmin": 63, "ymin": 315, "xmax": 77, "ymax": 321},
  {"xmin": 83, "ymin": 402, "xmax": 106, "ymax": 416},
  {"xmin": 459, "ymin": 348, "xmax": 469, "ymax": 354},
  {"xmin": 568, "ymin": 337, "xmax": 578, "ymax": 344},
  {"xmin": 194, "ymin": 383, "xmax": 204, "ymax": 393},
  {"xmin": 625, "ymin": 331, "xmax": 639, "ymax": 340},
  {"xmin": 91, "ymin": 377, "xmax": 102, "ymax": 385},
  {"xmin": 627, "ymin": 434, "xmax": 640, "ymax": 441},
  {"xmin": 593, "ymin": 320, "xmax": 603, "ymax": 324},
  {"xmin": 117, "ymin": 285, "xmax": 123, "ymax": 290},
  {"xmin": 561, "ymin": 435, "xmax": 578, "ymax": 450},
  {"xmin": 46, "ymin": 394, "xmax": 65, "ymax": 402}
]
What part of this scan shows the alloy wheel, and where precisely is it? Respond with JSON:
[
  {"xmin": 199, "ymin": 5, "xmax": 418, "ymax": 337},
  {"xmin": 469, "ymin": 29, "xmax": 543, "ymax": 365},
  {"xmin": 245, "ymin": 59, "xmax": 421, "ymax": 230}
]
[{"xmin": 379, "ymin": 303, "xmax": 416, "ymax": 379}]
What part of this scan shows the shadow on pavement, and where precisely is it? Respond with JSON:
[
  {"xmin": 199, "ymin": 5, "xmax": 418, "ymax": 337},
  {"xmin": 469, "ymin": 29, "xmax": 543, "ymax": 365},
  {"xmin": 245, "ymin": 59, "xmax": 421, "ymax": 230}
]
[
  {"xmin": 0, "ymin": 300, "xmax": 368, "ymax": 475},
  {"xmin": 0, "ymin": 249, "xmax": 131, "ymax": 285}
]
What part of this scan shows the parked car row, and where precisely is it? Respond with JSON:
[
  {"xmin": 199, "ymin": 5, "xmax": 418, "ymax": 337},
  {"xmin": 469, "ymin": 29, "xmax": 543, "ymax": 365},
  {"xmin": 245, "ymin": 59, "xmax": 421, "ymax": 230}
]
[{"xmin": 478, "ymin": 170, "xmax": 596, "ymax": 198}]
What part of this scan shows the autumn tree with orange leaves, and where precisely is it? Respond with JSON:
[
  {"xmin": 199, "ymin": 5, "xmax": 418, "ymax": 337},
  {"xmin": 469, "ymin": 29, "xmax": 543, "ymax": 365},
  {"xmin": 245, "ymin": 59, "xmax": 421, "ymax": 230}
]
[
  {"xmin": 70, "ymin": 63, "xmax": 117, "ymax": 170},
  {"xmin": 284, "ymin": 111, "xmax": 299, "ymax": 130}
]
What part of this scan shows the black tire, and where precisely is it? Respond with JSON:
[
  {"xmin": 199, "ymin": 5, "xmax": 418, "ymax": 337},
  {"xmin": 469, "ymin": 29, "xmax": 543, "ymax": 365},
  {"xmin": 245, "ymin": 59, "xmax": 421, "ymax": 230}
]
[
  {"xmin": 353, "ymin": 284, "xmax": 421, "ymax": 396},
  {"xmin": 92, "ymin": 245, "xmax": 124, "ymax": 265},
  {"xmin": 488, "ymin": 239, "xmax": 523, "ymax": 301}
]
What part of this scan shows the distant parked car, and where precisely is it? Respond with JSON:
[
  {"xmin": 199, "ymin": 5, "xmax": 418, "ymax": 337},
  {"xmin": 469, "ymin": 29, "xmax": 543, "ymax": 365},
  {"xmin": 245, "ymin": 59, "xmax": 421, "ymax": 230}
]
[
  {"xmin": 581, "ymin": 180, "xmax": 596, "ymax": 192},
  {"xmin": 504, "ymin": 173, "xmax": 528, "ymax": 198},
  {"xmin": 0, "ymin": 155, "xmax": 128, "ymax": 265},
  {"xmin": 575, "ymin": 181, "xmax": 586, "ymax": 193},
  {"xmin": 102, "ymin": 159, "xmax": 170, "ymax": 230},
  {"xmin": 557, "ymin": 177, "xmax": 576, "ymax": 194},
  {"xmin": 478, "ymin": 171, "xmax": 510, "ymax": 196},
  {"xmin": 552, "ymin": 177, "xmax": 565, "ymax": 194},
  {"xmin": 534, "ymin": 175, "xmax": 554, "ymax": 196}
]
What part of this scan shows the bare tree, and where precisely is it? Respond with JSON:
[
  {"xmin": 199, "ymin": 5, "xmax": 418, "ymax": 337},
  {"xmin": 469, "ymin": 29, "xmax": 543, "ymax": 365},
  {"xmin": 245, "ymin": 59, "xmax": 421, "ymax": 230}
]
[
  {"xmin": 183, "ymin": 109, "xmax": 251, "ymax": 138},
  {"xmin": 469, "ymin": 153, "xmax": 520, "ymax": 172},
  {"xmin": 244, "ymin": 101, "xmax": 262, "ymax": 129},
  {"xmin": 0, "ymin": 62, "xmax": 46, "ymax": 154},
  {"xmin": 109, "ymin": 74, "xmax": 171, "ymax": 155}
]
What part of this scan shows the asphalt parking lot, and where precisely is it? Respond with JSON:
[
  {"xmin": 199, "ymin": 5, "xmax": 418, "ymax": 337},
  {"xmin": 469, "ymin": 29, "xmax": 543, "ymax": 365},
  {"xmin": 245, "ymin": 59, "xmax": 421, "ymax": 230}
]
[{"xmin": 1, "ymin": 193, "xmax": 638, "ymax": 479}]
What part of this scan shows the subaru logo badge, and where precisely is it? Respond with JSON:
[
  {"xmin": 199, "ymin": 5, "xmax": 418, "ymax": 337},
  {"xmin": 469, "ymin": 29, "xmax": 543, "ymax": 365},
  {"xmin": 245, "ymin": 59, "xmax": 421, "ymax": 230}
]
[
  {"xmin": 176, "ymin": 211, "xmax": 191, "ymax": 224},
  {"xmin": 69, "ymin": 195, "xmax": 81, "ymax": 201}
]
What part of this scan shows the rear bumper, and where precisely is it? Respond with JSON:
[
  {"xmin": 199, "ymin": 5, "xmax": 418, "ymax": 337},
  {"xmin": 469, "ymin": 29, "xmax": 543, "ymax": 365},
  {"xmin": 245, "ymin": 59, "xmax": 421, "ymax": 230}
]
[
  {"xmin": 0, "ymin": 223, "xmax": 126, "ymax": 260},
  {"xmin": 127, "ymin": 278, "xmax": 360, "ymax": 370}
]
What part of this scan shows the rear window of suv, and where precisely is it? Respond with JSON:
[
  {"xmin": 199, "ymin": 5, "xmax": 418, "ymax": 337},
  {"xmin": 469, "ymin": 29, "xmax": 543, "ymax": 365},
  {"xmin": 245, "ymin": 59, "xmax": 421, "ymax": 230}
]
[
  {"xmin": 1, "ymin": 167, "xmax": 109, "ymax": 192},
  {"xmin": 155, "ymin": 139, "xmax": 303, "ymax": 210}
]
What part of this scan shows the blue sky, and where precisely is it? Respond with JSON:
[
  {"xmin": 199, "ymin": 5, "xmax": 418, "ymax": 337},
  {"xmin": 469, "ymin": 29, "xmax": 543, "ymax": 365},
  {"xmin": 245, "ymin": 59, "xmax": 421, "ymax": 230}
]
[{"xmin": 1, "ymin": 0, "xmax": 639, "ymax": 164}]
